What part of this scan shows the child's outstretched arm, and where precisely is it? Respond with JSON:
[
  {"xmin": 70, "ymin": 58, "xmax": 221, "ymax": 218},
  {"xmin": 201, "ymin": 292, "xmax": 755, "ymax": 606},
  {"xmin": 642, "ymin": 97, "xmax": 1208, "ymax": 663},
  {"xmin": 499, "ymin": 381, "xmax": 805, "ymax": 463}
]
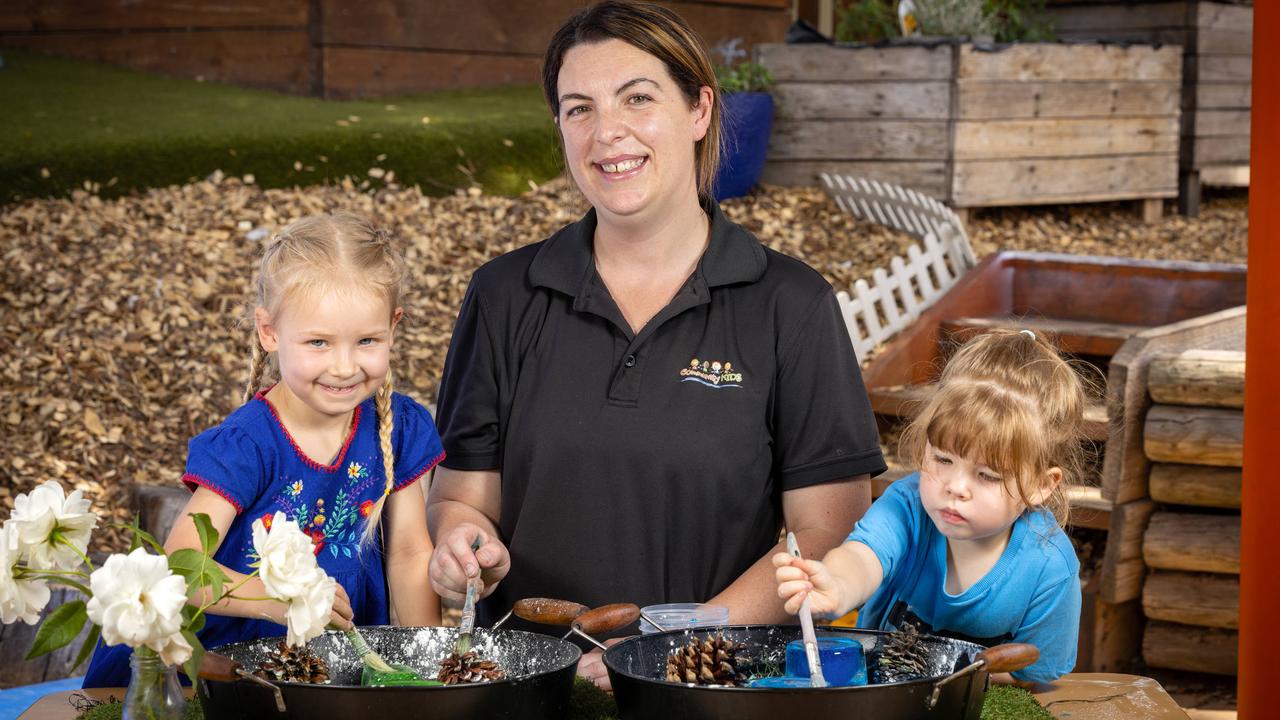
[
  {"xmin": 773, "ymin": 540, "xmax": 884, "ymax": 619},
  {"xmin": 384, "ymin": 481, "xmax": 441, "ymax": 626},
  {"xmin": 164, "ymin": 487, "xmax": 354, "ymax": 629}
]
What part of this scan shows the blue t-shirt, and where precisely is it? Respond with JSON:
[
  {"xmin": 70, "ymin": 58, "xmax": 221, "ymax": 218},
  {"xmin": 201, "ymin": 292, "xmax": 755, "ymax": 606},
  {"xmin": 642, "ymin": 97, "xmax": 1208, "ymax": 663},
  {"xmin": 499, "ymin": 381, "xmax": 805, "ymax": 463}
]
[
  {"xmin": 82, "ymin": 390, "xmax": 444, "ymax": 688},
  {"xmin": 849, "ymin": 474, "xmax": 1080, "ymax": 683}
]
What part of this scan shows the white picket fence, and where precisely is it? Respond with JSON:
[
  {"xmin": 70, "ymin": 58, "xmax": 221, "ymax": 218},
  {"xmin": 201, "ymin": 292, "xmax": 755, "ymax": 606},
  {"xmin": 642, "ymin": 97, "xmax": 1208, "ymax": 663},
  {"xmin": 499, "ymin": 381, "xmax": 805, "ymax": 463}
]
[{"xmin": 820, "ymin": 173, "xmax": 977, "ymax": 360}]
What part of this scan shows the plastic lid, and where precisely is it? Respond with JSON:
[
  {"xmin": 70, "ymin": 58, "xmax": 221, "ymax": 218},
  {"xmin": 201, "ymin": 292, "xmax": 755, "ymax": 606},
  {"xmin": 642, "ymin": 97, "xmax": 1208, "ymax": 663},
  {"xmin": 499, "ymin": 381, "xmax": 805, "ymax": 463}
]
[{"xmin": 638, "ymin": 603, "xmax": 731, "ymax": 634}]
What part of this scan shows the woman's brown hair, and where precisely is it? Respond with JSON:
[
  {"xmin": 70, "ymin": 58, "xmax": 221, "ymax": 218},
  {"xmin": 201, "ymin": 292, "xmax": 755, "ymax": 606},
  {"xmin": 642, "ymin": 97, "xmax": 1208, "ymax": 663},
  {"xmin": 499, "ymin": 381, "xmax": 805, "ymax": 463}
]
[
  {"xmin": 245, "ymin": 213, "xmax": 408, "ymax": 546},
  {"xmin": 541, "ymin": 0, "xmax": 722, "ymax": 197}
]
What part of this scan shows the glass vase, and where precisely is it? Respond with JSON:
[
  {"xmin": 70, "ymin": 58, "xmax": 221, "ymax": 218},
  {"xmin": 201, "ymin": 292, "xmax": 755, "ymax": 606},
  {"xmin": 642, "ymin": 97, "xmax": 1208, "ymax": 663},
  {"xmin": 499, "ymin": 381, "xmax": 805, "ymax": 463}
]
[{"xmin": 123, "ymin": 647, "xmax": 187, "ymax": 720}]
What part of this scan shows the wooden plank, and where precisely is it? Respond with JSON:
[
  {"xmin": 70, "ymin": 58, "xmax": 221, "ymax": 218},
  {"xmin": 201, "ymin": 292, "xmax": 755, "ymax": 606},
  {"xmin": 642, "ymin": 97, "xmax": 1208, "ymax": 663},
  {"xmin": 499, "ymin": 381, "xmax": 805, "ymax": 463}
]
[
  {"xmin": 1144, "ymin": 405, "xmax": 1243, "ymax": 467},
  {"xmin": 954, "ymin": 117, "xmax": 1179, "ymax": 160},
  {"xmin": 955, "ymin": 80, "xmax": 1180, "ymax": 120},
  {"xmin": 1196, "ymin": 2, "xmax": 1253, "ymax": 34},
  {"xmin": 1143, "ymin": 621, "xmax": 1237, "ymax": 675},
  {"xmin": 1188, "ymin": 55, "xmax": 1252, "ymax": 83},
  {"xmin": 1148, "ymin": 349, "xmax": 1245, "ymax": 408},
  {"xmin": 759, "ymin": 160, "xmax": 949, "ymax": 197},
  {"xmin": 952, "ymin": 154, "xmax": 1178, "ymax": 207},
  {"xmin": 1193, "ymin": 135, "xmax": 1251, "ymax": 166},
  {"xmin": 1102, "ymin": 305, "xmax": 1246, "ymax": 504},
  {"xmin": 1075, "ymin": 589, "xmax": 1145, "ymax": 673},
  {"xmin": 1197, "ymin": 28, "xmax": 1253, "ymax": 56},
  {"xmin": 1065, "ymin": 486, "xmax": 1112, "ymax": 531},
  {"xmin": 1144, "ymin": 511, "xmax": 1240, "ymax": 574},
  {"xmin": 0, "ymin": 0, "xmax": 306, "ymax": 32},
  {"xmin": 771, "ymin": 82, "xmax": 951, "ymax": 121},
  {"xmin": 1149, "ymin": 463, "xmax": 1242, "ymax": 509},
  {"xmin": 1192, "ymin": 109, "xmax": 1252, "ymax": 138},
  {"xmin": 1101, "ymin": 498, "xmax": 1156, "ymax": 603},
  {"xmin": 0, "ymin": 586, "xmax": 92, "ymax": 687},
  {"xmin": 1047, "ymin": 2, "xmax": 1190, "ymax": 34},
  {"xmin": 1193, "ymin": 83, "xmax": 1252, "ymax": 110},
  {"xmin": 0, "ymin": 30, "xmax": 312, "ymax": 94},
  {"xmin": 957, "ymin": 43, "xmax": 1182, "ymax": 82},
  {"xmin": 1050, "ymin": 27, "xmax": 1192, "ymax": 47},
  {"xmin": 1144, "ymin": 571, "xmax": 1239, "ymax": 629},
  {"xmin": 940, "ymin": 315, "xmax": 1145, "ymax": 357},
  {"xmin": 321, "ymin": 46, "xmax": 539, "ymax": 99},
  {"xmin": 767, "ymin": 119, "xmax": 949, "ymax": 161},
  {"xmin": 869, "ymin": 383, "xmax": 1110, "ymax": 441},
  {"xmin": 758, "ymin": 43, "xmax": 954, "ymax": 83},
  {"xmin": 657, "ymin": 2, "xmax": 792, "ymax": 52},
  {"xmin": 1200, "ymin": 165, "xmax": 1250, "ymax": 186}
]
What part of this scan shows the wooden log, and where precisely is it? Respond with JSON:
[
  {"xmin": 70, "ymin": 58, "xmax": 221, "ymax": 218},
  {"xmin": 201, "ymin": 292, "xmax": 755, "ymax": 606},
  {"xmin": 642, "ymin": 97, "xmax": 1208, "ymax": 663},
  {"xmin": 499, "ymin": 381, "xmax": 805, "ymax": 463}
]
[
  {"xmin": 953, "ymin": 117, "xmax": 1179, "ymax": 160},
  {"xmin": 771, "ymin": 82, "xmax": 951, "ymax": 121},
  {"xmin": 1076, "ymin": 585, "xmax": 1145, "ymax": 673},
  {"xmin": 759, "ymin": 160, "xmax": 949, "ymax": 197},
  {"xmin": 1143, "ymin": 571, "xmax": 1238, "ymax": 629},
  {"xmin": 956, "ymin": 43, "xmax": 1181, "ymax": 83},
  {"xmin": 952, "ymin": 154, "xmax": 1177, "ymax": 207},
  {"xmin": 758, "ymin": 43, "xmax": 954, "ymax": 83},
  {"xmin": 1101, "ymin": 499, "xmax": 1156, "ymax": 603},
  {"xmin": 767, "ymin": 119, "xmax": 949, "ymax": 161},
  {"xmin": 0, "ymin": 586, "xmax": 92, "ymax": 686},
  {"xmin": 1144, "ymin": 511, "xmax": 1240, "ymax": 574},
  {"xmin": 1149, "ymin": 463, "xmax": 1242, "ymax": 509},
  {"xmin": 1143, "ymin": 620, "xmax": 1237, "ymax": 676},
  {"xmin": 1102, "ymin": 306, "xmax": 1245, "ymax": 504},
  {"xmin": 955, "ymin": 80, "xmax": 1180, "ymax": 120},
  {"xmin": 1148, "ymin": 349, "xmax": 1245, "ymax": 408},
  {"xmin": 1144, "ymin": 405, "xmax": 1243, "ymax": 466}
]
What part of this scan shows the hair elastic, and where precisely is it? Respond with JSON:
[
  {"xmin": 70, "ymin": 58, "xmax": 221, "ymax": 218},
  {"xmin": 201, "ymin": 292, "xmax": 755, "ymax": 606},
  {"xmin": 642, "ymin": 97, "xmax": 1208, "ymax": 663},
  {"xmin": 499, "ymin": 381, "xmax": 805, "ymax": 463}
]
[{"xmin": 1020, "ymin": 329, "xmax": 1036, "ymax": 341}]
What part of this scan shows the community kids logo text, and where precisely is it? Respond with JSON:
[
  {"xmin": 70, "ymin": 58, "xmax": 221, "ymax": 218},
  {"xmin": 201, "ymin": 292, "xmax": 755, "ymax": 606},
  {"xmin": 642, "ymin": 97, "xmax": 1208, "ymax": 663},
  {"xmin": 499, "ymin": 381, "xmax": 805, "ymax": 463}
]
[{"xmin": 679, "ymin": 358, "xmax": 744, "ymax": 389}]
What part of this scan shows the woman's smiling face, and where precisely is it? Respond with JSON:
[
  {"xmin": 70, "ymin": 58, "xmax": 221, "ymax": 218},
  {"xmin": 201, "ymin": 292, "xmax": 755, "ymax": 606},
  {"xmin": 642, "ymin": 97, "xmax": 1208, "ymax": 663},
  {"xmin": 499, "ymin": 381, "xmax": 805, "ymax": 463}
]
[{"xmin": 555, "ymin": 38, "xmax": 712, "ymax": 223}]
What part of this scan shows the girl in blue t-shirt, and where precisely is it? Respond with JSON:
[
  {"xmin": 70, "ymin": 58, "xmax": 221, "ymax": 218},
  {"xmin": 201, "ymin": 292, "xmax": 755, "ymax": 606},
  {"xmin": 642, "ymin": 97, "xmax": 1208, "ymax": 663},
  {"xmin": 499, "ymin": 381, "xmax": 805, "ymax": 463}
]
[
  {"xmin": 84, "ymin": 213, "xmax": 444, "ymax": 687},
  {"xmin": 775, "ymin": 329, "xmax": 1087, "ymax": 683}
]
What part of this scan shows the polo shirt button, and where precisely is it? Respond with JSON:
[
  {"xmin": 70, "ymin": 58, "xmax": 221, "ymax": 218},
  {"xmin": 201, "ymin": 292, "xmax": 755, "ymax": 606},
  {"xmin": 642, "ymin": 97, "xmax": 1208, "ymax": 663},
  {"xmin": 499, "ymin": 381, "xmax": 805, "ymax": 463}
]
[{"xmin": 624, "ymin": 354, "xmax": 636, "ymax": 368}]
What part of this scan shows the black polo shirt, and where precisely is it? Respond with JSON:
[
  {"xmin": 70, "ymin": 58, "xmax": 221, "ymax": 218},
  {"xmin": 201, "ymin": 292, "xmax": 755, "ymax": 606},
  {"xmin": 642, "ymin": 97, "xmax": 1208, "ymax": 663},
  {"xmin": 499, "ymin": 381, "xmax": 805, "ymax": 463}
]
[{"xmin": 435, "ymin": 201, "xmax": 886, "ymax": 629}]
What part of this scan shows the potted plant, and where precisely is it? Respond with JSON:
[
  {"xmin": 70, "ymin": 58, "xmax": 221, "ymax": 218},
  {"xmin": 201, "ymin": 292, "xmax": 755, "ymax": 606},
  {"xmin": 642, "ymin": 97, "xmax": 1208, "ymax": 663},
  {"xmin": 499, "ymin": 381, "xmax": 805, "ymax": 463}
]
[{"xmin": 713, "ymin": 39, "xmax": 775, "ymax": 201}]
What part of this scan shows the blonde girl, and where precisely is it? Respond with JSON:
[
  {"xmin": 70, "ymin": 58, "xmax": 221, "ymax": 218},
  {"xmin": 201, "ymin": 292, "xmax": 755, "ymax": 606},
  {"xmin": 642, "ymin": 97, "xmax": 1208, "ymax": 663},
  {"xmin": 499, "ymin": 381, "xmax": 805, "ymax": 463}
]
[
  {"xmin": 84, "ymin": 214, "xmax": 443, "ymax": 687},
  {"xmin": 774, "ymin": 329, "xmax": 1087, "ymax": 684}
]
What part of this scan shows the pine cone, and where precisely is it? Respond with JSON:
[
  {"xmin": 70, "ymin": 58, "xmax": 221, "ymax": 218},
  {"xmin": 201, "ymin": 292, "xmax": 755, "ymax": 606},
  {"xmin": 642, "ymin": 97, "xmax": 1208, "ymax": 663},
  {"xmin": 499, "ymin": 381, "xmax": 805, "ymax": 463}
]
[
  {"xmin": 871, "ymin": 623, "xmax": 931, "ymax": 684},
  {"xmin": 664, "ymin": 633, "xmax": 748, "ymax": 687},
  {"xmin": 436, "ymin": 651, "xmax": 506, "ymax": 684},
  {"xmin": 254, "ymin": 641, "xmax": 331, "ymax": 684}
]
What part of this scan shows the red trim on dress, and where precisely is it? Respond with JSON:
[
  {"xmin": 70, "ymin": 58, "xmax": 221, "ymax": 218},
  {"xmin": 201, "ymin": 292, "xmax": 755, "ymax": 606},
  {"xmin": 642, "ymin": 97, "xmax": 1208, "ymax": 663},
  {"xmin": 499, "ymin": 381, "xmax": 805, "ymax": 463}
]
[
  {"xmin": 393, "ymin": 450, "xmax": 447, "ymax": 492},
  {"xmin": 182, "ymin": 473, "xmax": 245, "ymax": 513},
  {"xmin": 255, "ymin": 389, "xmax": 363, "ymax": 473}
]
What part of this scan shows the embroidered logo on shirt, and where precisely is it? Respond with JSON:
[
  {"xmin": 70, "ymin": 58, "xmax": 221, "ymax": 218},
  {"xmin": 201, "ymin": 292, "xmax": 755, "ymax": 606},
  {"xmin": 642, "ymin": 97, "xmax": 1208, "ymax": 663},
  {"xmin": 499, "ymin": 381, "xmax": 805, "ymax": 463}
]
[{"xmin": 679, "ymin": 357, "xmax": 744, "ymax": 389}]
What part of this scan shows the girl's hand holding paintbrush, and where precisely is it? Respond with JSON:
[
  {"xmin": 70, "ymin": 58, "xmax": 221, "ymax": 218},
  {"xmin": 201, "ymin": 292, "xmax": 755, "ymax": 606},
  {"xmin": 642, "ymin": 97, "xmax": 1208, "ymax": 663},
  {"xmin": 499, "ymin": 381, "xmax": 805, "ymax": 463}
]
[{"xmin": 772, "ymin": 539, "xmax": 885, "ymax": 620}]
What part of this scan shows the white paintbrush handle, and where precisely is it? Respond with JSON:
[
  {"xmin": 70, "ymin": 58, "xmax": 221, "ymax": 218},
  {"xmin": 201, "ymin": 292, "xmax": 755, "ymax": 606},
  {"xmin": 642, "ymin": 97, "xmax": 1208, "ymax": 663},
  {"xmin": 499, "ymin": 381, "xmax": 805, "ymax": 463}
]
[{"xmin": 787, "ymin": 532, "xmax": 828, "ymax": 688}]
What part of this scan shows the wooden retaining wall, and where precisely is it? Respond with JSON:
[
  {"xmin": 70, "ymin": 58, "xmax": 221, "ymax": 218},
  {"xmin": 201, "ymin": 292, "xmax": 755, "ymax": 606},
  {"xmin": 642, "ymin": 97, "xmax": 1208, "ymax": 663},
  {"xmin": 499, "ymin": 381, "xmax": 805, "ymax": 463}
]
[
  {"xmin": 0, "ymin": 0, "xmax": 791, "ymax": 98},
  {"xmin": 1045, "ymin": 0, "xmax": 1253, "ymax": 215},
  {"xmin": 760, "ymin": 41, "xmax": 1181, "ymax": 213}
]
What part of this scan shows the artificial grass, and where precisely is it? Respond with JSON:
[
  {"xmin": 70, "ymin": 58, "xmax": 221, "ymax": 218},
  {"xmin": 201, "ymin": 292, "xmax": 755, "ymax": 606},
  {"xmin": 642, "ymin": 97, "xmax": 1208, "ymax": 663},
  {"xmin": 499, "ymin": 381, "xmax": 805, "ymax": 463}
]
[{"xmin": 0, "ymin": 49, "xmax": 564, "ymax": 202}]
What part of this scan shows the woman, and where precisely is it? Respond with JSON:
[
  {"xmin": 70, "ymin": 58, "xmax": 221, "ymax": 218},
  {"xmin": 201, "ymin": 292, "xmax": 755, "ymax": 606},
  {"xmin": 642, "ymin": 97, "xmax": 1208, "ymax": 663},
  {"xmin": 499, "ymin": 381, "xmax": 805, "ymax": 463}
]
[{"xmin": 427, "ymin": 0, "xmax": 885, "ymax": 688}]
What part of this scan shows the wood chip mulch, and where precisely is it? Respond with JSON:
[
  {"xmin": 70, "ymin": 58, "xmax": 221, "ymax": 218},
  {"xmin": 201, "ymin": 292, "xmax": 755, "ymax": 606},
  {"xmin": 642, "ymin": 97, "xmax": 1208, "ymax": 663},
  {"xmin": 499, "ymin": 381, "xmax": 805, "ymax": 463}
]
[{"xmin": 0, "ymin": 175, "xmax": 1247, "ymax": 553}]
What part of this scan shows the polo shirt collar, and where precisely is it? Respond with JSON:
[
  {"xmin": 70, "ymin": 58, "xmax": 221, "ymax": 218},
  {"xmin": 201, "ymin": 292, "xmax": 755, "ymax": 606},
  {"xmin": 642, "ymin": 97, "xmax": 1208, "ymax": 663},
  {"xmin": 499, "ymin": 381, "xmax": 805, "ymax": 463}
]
[{"xmin": 527, "ymin": 199, "xmax": 767, "ymax": 298}]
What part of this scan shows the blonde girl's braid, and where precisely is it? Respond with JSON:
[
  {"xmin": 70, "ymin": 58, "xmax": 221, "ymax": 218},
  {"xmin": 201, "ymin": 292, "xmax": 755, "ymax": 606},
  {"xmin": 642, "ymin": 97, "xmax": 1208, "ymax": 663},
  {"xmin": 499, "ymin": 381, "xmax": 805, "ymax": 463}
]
[
  {"xmin": 243, "ymin": 334, "xmax": 269, "ymax": 405},
  {"xmin": 360, "ymin": 371, "xmax": 397, "ymax": 547}
]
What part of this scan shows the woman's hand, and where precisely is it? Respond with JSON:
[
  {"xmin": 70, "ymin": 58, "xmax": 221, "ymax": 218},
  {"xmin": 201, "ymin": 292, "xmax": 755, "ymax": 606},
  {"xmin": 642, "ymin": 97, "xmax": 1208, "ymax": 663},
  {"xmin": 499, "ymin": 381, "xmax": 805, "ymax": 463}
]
[
  {"xmin": 328, "ymin": 584, "xmax": 354, "ymax": 630},
  {"xmin": 577, "ymin": 638, "xmax": 625, "ymax": 692},
  {"xmin": 428, "ymin": 522, "xmax": 511, "ymax": 602},
  {"xmin": 773, "ymin": 552, "xmax": 843, "ymax": 617}
]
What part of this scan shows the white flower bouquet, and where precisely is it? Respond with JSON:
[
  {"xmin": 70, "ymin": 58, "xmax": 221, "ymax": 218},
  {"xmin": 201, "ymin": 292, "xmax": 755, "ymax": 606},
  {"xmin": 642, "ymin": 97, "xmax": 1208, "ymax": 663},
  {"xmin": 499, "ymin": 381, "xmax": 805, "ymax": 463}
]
[{"xmin": 1, "ymin": 481, "xmax": 337, "ymax": 681}]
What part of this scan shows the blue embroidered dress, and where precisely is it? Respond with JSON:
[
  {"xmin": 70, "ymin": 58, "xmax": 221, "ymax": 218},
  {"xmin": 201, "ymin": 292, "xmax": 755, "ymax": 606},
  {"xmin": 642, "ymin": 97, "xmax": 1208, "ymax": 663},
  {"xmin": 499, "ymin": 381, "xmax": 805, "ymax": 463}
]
[{"xmin": 82, "ymin": 390, "xmax": 444, "ymax": 688}]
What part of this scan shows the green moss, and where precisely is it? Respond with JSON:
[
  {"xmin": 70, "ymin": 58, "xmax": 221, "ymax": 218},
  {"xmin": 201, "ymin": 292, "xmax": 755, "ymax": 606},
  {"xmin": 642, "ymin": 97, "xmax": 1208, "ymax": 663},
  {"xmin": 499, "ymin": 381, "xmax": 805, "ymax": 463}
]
[
  {"xmin": 0, "ymin": 48, "xmax": 563, "ymax": 202},
  {"xmin": 569, "ymin": 676, "xmax": 621, "ymax": 720},
  {"xmin": 981, "ymin": 684, "xmax": 1054, "ymax": 720}
]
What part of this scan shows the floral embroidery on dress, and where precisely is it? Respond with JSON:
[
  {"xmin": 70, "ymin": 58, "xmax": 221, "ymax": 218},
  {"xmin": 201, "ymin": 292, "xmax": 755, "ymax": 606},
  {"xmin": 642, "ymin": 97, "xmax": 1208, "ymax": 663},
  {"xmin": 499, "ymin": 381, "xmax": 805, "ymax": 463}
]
[
  {"xmin": 287, "ymin": 480, "xmax": 304, "ymax": 498},
  {"xmin": 347, "ymin": 462, "xmax": 369, "ymax": 480},
  {"xmin": 243, "ymin": 461, "xmax": 382, "ymax": 562}
]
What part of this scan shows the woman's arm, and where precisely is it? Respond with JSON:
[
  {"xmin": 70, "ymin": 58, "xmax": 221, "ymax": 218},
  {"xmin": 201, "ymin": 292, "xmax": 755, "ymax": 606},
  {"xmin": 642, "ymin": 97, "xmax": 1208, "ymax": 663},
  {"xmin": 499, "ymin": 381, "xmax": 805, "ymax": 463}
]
[
  {"xmin": 425, "ymin": 466, "xmax": 511, "ymax": 602},
  {"xmin": 707, "ymin": 475, "xmax": 872, "ymax": 623},
  {"xmin": 164, "ymin": 487, "xmax": 353, "ymax": 628},
  {"xmin": 383, "ymin": 481, "xmax": 441, "ymax": 625}
]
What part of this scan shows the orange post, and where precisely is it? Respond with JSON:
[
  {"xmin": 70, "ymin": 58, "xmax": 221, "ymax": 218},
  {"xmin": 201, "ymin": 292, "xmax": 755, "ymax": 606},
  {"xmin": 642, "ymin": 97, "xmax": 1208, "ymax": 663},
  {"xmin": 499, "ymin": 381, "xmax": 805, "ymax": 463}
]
[{"xmin": 1239, "ymin": 2, "xmax": 1277, "ymax": 715}]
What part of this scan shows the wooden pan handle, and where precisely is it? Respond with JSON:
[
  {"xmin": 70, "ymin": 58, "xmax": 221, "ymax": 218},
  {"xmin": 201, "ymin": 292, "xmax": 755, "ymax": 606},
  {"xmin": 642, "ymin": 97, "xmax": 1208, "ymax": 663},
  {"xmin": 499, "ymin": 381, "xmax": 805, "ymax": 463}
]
[
  {"xmin": 189, "ymin": 651, "xmax": 243, "ymax": 682},
  {"xmin": 979, "ymin": 643, "xmax": 1040, "ymax": 674},
  {"xmin": 573, "ymin": 603, "xmax": 640, "ymax": 636},
  {"xmin": 512, "ymin": 598, "xmax": 590, "ymax": 626}
]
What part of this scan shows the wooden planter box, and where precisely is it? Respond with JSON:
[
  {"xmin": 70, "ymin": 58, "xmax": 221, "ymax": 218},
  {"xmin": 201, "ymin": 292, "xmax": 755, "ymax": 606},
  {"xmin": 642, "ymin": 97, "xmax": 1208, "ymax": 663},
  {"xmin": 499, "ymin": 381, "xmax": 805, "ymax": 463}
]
[
  {"xmin": 758, "ymin": 41, "xmax": 1181, "ymax": 215},
  {"xmin": 1045, "ymin": 1, "xmax": 1253, "ymax": 215}
]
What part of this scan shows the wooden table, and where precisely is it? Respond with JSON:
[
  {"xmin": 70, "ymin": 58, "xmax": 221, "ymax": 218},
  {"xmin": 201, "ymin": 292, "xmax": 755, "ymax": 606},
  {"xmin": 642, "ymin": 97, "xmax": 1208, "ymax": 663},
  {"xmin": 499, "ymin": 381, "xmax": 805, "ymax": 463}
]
[{"xmin": 19, "ymin": 675, "xmax": 1192, "ymax": 719}]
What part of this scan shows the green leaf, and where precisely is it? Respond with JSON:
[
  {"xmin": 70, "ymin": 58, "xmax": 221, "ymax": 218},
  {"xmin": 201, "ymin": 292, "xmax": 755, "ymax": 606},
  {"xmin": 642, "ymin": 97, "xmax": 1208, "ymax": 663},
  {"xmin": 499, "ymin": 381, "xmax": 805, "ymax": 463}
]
[
  {"xmin": 206, "ymin": 564, "xmax": 230, "ymax": 605},
  {"xmin": 190, "ymin": 513, "xmax": 219, "ymax": 556},
  {"xmin": 71, "ymin": 623, "xmax": 101, "ymax": 671},
  {"xmin": 181, "ymin": 630, "xmax": 205, "ymax": 685},
  {"xmin": 168, "ymin": 548, "xmax": 208, "ymax": 594},
  {"xmin": 26, "ymin": 600, "xmax": 88, "ymax": 659},
  {"xmin": 183, "ymin": 605, "xmax": 206, "ymax": 634},
  {"xmin": 127, "ymin": 516, "xmax": 165, "ymax": 554}
]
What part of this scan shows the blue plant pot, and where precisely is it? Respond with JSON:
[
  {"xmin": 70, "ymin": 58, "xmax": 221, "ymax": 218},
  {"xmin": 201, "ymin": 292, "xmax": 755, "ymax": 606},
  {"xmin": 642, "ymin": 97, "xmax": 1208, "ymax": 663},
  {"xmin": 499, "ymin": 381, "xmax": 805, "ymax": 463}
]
[{"xmin": 713, "ymin": 91, "xmax": 775, "ymax": 201}]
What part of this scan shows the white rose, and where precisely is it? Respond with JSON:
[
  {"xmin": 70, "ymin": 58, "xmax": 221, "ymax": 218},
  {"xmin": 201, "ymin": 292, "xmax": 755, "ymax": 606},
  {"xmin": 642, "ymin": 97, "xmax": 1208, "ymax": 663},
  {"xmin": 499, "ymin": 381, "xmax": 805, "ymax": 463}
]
[
  {"xmin": 252, "ymin": 513, "xmax": 324, "ymax": 600},
  {"xmin": 8, "ymin": 480, "xmax": 98, "ymax": 571},
  {"xmin": 152, "ymin": 630, "xmax": 194, "ymax": 667},
  {"xmin": 0, "ymin": 524, "xmax": 51, "ymax": 625},
  {"xmin": 86, "ymin": 548, "xmax": 189, "ymax": 657},
  {"xmin": 284, "ymin": 574, "xmax": 337, "ymax": 646}
]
